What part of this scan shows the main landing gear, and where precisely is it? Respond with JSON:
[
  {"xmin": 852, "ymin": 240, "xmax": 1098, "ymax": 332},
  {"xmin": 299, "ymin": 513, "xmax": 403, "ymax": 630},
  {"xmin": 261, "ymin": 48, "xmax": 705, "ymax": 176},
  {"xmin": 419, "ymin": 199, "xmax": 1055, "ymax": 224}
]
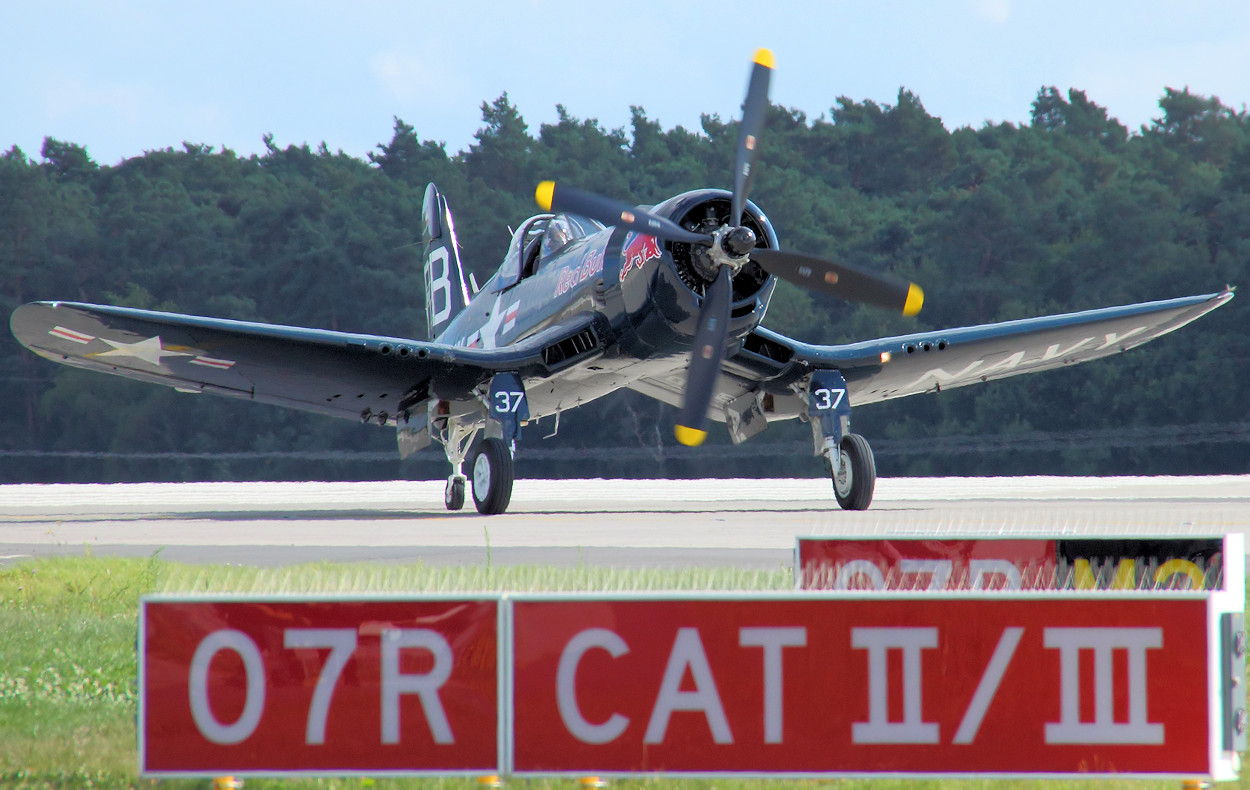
[
  {"xmin": 441, "ymin": 431, "xmax": 516, "ymax": 515},
  {"xmin": 807, "ymin": 370, "xmax": 876, "ymax": 511},
  {"xmin": 436, "ymin": 372, "xmax": 527, "ymax": 516},
  {"xmin": 471, "ymin": 437, "xmax": 514, "ymax": 515},
  {"xmin": 829, "ymin": 433, "xmax": 876, "ymax": 511}
]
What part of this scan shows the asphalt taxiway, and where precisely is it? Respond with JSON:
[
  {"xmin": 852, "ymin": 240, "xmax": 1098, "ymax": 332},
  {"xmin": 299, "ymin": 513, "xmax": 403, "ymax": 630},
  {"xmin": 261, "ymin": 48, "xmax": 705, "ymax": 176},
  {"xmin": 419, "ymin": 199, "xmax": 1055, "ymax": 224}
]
[{"xmin": 0, "ymin": 476, "xmax": 1246, "ymax": 567}]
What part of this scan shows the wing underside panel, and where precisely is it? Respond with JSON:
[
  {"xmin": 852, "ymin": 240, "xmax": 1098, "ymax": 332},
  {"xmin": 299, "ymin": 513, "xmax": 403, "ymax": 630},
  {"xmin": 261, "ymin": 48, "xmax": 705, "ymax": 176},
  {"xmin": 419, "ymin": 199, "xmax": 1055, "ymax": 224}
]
[
  {"xmin": 13, "ymin": 300, "xmax": 607, "ymax": 425},
  {"xmin": 740, "ymin": 290, "xmax": 1233, "ymax": 406},
  {"xmin": 16, "ymin": 302, "xmax": 492, "ymax": 426}
]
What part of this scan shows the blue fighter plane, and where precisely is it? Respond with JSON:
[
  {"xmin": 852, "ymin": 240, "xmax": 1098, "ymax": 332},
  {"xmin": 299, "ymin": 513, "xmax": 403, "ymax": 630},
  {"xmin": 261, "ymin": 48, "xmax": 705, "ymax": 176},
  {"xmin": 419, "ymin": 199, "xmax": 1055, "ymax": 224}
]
[{"xmin": 10, "ymin": 50, "xmax": 1233, "ymax": 514}]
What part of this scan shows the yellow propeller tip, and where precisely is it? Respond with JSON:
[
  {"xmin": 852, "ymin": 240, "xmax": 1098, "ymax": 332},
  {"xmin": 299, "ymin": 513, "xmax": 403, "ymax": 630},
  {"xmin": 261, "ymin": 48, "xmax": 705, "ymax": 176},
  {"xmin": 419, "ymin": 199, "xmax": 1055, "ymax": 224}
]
[
  {"xmin": 753, "ymin": 48, "xmax": 776, "ymax": 69},
  {"xmin": 674, "ymin": 425, "xmax": 708, "ymax": 447},
  {"xmin": 535, "ymin": 181, "xmax": 555, "ymax": 211},
  {"xmin": 903, "ymin": 283, "xmax": 924, "ymax": 316}
]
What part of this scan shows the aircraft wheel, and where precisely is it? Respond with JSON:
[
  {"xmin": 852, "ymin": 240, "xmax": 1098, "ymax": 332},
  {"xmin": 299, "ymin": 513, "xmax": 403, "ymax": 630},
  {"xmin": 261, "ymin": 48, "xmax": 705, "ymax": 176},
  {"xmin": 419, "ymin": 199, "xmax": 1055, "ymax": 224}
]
[
  {"xmin": 831, "ymin": 433, "xmax": 876, "ymax": 511},
  {"xmin": 471, "ymin": 438, "xmax": 514, "ymax": 515},
  {"xmin": 444, "ymin": 475, "xmax": 465, "ymax": 511}
]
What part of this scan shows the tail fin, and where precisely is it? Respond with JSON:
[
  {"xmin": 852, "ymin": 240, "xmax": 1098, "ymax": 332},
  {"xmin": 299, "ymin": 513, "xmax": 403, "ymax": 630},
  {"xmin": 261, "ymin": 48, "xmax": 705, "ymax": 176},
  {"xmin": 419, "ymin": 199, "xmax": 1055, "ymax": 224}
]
[{"xmin": 422, "ymin": 183, "xmax": 471, "ymax": 340}]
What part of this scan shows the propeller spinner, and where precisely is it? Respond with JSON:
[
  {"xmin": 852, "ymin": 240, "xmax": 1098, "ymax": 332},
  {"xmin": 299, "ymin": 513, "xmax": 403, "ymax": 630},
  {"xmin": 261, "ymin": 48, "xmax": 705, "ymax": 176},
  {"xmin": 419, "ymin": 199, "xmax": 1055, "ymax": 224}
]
[{"xmin": 535, "ymin": 48, "xmax": 924, "ymax": 446}]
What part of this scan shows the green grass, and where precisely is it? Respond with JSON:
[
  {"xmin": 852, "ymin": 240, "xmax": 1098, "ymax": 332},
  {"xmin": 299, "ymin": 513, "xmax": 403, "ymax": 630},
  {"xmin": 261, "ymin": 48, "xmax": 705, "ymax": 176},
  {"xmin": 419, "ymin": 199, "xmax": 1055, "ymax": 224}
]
[
  {"xmin": 1, "ymin": 557, "xmax": 155, "ymax": 783},
  {"xmin": 0, "ymin": 556, "xmax": 1240, "ymax": 789}
]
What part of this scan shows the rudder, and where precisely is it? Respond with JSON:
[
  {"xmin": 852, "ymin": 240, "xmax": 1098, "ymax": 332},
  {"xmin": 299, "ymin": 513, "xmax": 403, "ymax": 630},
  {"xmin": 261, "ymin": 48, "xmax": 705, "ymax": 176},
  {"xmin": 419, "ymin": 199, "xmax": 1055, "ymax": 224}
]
[{"xmin": 422, "ymin": 183, "xmax": 471, "ymax": 340}]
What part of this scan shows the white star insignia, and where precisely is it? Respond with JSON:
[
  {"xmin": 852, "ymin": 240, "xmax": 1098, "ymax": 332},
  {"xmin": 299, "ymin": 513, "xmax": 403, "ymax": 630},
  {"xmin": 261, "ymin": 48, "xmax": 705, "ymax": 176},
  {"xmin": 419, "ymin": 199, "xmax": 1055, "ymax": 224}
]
[
  {"xmin": 94, "ymin": 336, "xmax": 191, "ymax": 367},
  {"xmin": 479, "ymin": 295, "xmax": 506, "ymax": 350}
]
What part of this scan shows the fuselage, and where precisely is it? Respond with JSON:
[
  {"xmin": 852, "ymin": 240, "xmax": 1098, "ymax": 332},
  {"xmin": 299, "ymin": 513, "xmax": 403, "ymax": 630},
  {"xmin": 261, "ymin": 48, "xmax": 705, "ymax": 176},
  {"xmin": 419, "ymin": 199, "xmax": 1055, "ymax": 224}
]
[{"xmin": 437, "ymin": 190, "xmax": 780, "ymax": 419}]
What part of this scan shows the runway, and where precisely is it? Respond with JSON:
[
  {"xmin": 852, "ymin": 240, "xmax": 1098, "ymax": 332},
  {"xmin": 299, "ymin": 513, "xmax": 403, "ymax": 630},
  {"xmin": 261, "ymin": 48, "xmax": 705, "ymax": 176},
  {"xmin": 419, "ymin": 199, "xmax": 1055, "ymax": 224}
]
[{"xmin": 0, "ymin": 476, "xmax": 1247, "ymax": 567}]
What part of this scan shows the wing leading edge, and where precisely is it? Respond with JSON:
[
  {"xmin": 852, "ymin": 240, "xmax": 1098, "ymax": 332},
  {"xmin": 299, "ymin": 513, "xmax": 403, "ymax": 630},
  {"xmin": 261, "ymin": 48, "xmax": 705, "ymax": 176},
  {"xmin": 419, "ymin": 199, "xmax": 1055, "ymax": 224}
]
[
  {"xmin": 10, "ymin": 301, "xmax": 600, "ymax": 424},
  {"xmin": 739, "ymin": 290, "xmax": 1233, "ymax": 406}
]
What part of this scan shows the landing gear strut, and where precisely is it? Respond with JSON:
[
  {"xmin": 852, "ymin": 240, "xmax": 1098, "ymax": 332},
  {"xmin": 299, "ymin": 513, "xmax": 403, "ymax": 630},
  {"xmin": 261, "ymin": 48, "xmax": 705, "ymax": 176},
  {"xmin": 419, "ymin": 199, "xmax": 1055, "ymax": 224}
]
[
  {"xmin": 806, "ymin": 369, "xmax": 876, "ymax": 511},
  {"xmin": 438, "ymin": 420, "xmax": 476, "ymax": 512},
  {"xmin": 471, "ymin": 372, "xmax": 528, "ymax": 515},
  {"xmin": 435, "ymin": 372, "xmax": 528, "ymax": 515}
]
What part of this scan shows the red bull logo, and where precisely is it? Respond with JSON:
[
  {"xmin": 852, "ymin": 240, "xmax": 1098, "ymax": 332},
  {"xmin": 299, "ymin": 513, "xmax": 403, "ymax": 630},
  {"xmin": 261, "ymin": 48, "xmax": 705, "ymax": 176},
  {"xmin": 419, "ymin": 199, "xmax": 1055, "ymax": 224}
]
[{"xmin": 619, "ymin": 233, "xmax": 662, "ymax": 283}]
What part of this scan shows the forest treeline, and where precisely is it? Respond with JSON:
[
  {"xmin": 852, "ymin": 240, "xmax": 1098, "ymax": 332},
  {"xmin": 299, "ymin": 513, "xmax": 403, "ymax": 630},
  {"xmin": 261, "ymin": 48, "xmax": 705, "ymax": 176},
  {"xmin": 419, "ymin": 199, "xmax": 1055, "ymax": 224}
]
[{"xmin": 1, "ymin": 85, "xmax": 1247, "ymax": 482}]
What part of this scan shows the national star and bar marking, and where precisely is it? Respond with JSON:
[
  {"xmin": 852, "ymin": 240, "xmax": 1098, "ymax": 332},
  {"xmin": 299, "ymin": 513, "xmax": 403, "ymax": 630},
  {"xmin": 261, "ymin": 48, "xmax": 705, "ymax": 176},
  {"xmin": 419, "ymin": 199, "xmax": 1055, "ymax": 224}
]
[
  {"xmin": 47, "ymin": 327, "xmax": 237, "ymax": 371},
  {"xmin": 502, "ymin": 301, "xmax": 520, "ymax": 334},
  {"xmin": 95, "ymin": 336, "xmax": 192, "ymax": 367},
  {"xmin": 49, "ymin": 326, "xmax": 94, "ymax": 344},
  {"xmin": 188, "ymin": 356, "xmax": 237, "ymax": 370}
]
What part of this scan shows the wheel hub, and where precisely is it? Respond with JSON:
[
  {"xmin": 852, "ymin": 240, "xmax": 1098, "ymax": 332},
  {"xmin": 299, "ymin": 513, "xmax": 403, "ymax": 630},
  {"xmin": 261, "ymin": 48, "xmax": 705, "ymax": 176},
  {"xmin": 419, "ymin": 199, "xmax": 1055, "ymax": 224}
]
[
  {"xmin": 473, "ymin": 453, "xmax": 492, "ymax": 497},
  {"xmin": 833, "ymin": 449, "xmax": 854, "ymax": 497}
]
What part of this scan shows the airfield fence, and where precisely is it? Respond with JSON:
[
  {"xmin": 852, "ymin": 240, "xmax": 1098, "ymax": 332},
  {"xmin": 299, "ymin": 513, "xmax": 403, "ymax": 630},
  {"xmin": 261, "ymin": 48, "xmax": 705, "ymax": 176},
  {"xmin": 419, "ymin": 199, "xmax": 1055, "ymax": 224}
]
[{"xmin": 1, "ymin": 420, "xmax": 1247, "ymax": 463}]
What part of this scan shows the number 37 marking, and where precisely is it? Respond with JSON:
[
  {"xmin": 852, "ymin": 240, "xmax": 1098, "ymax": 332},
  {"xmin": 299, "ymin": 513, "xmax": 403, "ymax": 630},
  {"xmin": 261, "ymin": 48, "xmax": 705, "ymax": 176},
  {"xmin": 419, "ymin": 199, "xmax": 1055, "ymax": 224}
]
[
  {"xmin": 812, "ymin": 387, "xmax": 846, "ymax": 411},
  {"xmin": 494, "ymin": 391, "xmax": 525, "ymax": 413}
]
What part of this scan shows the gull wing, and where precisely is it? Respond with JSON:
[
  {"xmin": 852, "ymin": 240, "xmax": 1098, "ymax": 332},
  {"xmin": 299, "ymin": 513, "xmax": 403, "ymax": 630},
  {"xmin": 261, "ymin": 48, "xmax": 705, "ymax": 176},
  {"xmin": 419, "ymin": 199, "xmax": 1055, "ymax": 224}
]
[
  {"xmin": 737, "ymin": 290, "xmax": 1233, "ymax": 406},
  {"xmin": 11, "ymin": 301, "xmax": 599, "ymax": 424}
]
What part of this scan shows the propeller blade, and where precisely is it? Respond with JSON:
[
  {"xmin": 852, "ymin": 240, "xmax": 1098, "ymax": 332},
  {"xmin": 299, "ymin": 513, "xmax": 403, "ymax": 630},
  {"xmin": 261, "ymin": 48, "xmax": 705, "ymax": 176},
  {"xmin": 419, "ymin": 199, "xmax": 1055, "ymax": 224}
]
[
  {"xmin": 731, "ymin": 48, "xmax": 774, "ymax": 226},
  {"xmin": 752, "ymin": 248, "xmax": 924, "ymax": 316},
  {"xmin": 535, "ymin": 181, "xmax": 711, "ymax": 245},
  {"xmin": 675, "ymin": 265, "xmax": 733, "ymax": 446}
]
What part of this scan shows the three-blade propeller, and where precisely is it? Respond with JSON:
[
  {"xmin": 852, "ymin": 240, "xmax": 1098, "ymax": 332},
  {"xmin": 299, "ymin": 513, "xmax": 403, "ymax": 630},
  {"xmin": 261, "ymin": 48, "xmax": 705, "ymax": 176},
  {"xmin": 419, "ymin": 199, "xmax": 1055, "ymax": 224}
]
[{"xmin": 535, "ymin": 49, "xmax": 923, "ymax": 446}]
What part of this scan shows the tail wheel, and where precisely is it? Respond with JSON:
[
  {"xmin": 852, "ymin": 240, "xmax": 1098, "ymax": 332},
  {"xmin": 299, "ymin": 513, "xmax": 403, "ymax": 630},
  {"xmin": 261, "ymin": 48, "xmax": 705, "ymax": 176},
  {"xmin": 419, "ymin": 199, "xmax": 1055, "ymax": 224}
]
[
  {"xmin": 471, "ymin": 437, "xmax": 514, "ymax": 515},
  {"xmin": 831, "ymin": 433, "xmax": 876, "ymax": 511},
  {"xmin": 444, "ymin": 475, "xmax": 465, "ymax": 511}
]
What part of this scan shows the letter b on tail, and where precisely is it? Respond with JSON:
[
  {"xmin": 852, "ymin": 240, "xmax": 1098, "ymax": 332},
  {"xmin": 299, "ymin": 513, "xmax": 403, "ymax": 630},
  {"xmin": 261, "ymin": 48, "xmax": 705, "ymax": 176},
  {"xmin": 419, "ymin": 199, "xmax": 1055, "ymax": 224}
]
[{"xmin": 422, "ymin": 183, "xmax": 470, "ymax": 340}]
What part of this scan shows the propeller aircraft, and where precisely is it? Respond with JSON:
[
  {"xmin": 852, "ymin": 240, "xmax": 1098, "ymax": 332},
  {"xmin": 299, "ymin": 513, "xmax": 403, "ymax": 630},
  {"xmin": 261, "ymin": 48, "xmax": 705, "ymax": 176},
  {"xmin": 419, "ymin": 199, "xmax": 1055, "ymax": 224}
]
[{"xmin": 11, "ymin": 50, "xmax": 1233, "ymax": 514}]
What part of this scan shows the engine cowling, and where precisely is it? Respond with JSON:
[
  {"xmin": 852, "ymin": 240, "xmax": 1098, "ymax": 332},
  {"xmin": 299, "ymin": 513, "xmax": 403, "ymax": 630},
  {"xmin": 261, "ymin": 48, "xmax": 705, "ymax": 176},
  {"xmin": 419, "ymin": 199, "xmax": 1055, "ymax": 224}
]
[
  {"xmin": 638, "ymin": 189, "xmax": 778, "ymax": 340},
  {"xmin": 650, "ymin": 189, "xmax": 778, "ymax": 302}
]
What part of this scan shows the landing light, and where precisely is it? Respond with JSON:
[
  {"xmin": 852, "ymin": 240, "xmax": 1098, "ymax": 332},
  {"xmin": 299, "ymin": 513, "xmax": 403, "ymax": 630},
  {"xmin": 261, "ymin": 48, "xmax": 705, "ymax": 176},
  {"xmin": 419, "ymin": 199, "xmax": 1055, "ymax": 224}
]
[{"xmin": 880, "ymin": 351, "xmax": 892, "ymax": 364}]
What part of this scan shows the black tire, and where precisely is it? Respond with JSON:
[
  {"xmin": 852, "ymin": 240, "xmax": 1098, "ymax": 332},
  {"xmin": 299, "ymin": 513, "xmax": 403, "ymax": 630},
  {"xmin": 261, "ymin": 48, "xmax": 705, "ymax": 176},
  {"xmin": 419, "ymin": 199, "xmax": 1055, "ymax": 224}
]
[
  {"xmin": 471, "ymin": 438, "xmax": 514, "ymax": 515},
  {"xmin": 444, "ymin": 476, "xmax": 465, "ymax": 511},
  {"xmin": 831, "ymin": 433, "xmax": 876, "ymax": 511}
]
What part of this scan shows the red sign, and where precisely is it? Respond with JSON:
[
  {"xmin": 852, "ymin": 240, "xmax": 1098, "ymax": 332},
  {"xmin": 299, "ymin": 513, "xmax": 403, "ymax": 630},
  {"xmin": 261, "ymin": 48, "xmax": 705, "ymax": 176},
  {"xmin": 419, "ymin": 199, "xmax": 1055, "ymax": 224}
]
[
  {"xmin": 796, "ymin": 538, "xmax": 1227, "ymax": 591},
  {"xmin": 511, "ymin": 596, "xmax": 1209, "ymax": 775},
  {"xmin": 141, "ymin": 597, "xmax": 499, "ymax": 775},
  {"xmin": 797, "ymin": 538, "xmax": 1057, "ymax": 590}
]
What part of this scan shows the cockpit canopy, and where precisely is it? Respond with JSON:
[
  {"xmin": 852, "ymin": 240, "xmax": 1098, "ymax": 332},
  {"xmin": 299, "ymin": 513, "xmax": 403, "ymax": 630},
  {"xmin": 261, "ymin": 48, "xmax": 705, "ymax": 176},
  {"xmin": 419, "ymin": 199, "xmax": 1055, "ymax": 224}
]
[{"xmin": 494, "ymin": 212, "xmax": 605, "ymax": 290}]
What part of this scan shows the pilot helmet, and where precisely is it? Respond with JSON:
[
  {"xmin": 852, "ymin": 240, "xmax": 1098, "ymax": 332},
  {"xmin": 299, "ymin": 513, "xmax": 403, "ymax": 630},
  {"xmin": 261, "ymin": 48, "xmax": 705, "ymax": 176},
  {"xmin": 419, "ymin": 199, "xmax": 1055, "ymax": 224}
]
[{"xmin": 541, "ymin": 215, "xmax": 573, "ymax": 257}]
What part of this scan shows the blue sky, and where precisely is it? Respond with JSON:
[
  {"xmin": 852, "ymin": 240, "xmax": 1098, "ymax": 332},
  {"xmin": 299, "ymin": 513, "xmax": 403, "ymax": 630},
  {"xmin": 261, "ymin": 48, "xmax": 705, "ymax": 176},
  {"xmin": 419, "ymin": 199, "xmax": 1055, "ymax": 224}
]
[{"xmin": 4, "ymin": 0, "xmax": 1248, "ymax": 166}]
